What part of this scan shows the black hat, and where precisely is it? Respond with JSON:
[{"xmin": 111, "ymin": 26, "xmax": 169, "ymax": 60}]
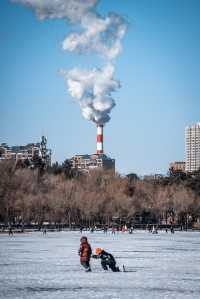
[{"xmin": 80, "ymin": 236, "xmax": 87, "ymax": 241}]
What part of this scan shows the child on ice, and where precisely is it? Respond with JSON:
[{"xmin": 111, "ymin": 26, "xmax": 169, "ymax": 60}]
[
  {"xmin": 92, "ymin": 248, "xmax": 120, "ymax": 272},
  {"xmin": 78, "ymin": 236, "xmax": 92, "ymax": 272}
]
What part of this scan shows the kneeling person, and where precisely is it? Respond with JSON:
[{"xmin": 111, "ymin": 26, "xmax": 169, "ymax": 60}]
[{"xmin": 93, "ymin": 248, "xmax": 120, "ymax": 272}]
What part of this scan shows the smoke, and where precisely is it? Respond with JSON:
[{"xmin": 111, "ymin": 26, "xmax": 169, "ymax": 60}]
[
  {"xmin": 12, "ymin": 0, "xmax": 127, "ymax": 125},
  {"xmin": 11, "ymin": 0, "xmax": 98, "ymax": 21},
  {"xmin": 62, "ymin": 12, "xmax": 127, "ymax": 60},
  {"xmin": 61, "ymin": 64, "xmax": 119, "ymax": 125}
]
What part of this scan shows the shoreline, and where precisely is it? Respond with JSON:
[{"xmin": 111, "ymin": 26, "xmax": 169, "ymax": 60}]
[{"xmin": 1, "ymin": 228, "xmax": 200, "ymax": 234}]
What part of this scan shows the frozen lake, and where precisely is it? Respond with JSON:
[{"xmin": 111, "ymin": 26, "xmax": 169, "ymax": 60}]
[{"xmin": 0, "ymin": 231, "xmax": 200, "ymax": 299}]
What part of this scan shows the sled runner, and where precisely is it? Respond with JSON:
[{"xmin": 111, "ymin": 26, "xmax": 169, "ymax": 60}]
[{"xmin": 122, "ymin": 265, "xmax": 136, "ymax": 272}]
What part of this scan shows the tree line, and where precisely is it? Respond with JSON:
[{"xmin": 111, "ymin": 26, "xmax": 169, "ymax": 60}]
[{"xmin": 0, "ymin": 160, "xmax": 200, "ymax": 229}]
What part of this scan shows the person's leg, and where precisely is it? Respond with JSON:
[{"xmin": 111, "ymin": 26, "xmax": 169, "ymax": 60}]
[
  {"xmin": 101, "ymin": 261, "xmax": 108, "ymax": 270},
  {"xmin": 81, "ymin": 261, "xmax": 91, "ymax": 271},
  {"xmin": 85, "ymin": 261, "xmax": 91, "ymax": 271},
  {"xmin": 81, "ymin": 261, "xmax": 88, "ymax": 269},
  {"xmin": 109, "ymin": 263, "xmax": 120, "ymax": 272}
]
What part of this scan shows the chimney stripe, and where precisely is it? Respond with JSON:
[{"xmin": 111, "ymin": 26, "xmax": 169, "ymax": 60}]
[
  {"xmin": 96, "ymin": 125, "xmax": 103, "ymax": 154},
  {"xmin": 97, "ymin": 135, "xmax": 103, "ymax": 142}
]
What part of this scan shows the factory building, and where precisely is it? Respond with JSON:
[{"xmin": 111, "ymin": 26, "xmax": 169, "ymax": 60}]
[
  {"xmin": 70, "ymin": 154, "xmax": 115, "ymax": 172},
  {"xmin": 0, "ymin": 136, "xmax": 51, "ymax": 167},
  {"xmin": 70, "ymin": 125, "xmax": 115, "ymax": 172}
]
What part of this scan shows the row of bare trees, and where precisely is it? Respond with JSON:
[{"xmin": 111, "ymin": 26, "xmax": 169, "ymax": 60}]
[{"xmin": 0, "ymin": 160, "xmax": 200, "ymax": 228}]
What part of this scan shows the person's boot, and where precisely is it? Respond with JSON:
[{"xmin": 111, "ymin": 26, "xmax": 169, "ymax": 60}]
[
  {"xmin": 85, "ymin": 267, "xmax": 91, "ymax": 272},
  {"xmin": 116, "ymin": 267, "xmax": 120, "ymax": 272}
]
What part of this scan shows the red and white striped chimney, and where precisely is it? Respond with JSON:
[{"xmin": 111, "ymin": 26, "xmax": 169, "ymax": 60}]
[{"xmin": 96, "ymin": 125, "xmax": 104, "ymax": 155}]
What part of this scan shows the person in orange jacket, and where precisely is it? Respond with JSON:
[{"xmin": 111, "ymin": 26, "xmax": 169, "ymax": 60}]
[{"xmin": 78, "ymin": 236, "xmax": 92, "ymax": 272}]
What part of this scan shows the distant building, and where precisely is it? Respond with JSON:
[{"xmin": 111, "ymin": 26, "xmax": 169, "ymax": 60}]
[
  {"xmin": 169, "ymin": 161, "xmax": 186, "ymax": 173},
  {"xmin": 70, "ymin": 154, "xmax": 115, "ymax": 172},
  {"xmin": 0, "ymin": 143, "xmax": 39, "ymax": 162},
  {"xmin": 143, "ymin": 174, "xmax": 164, "ymax": 181},
  {"xmin": 0, "ymin": 136, "xmax": 51, "ymax": 167},
  {"xmin": 185, "ymin": 122, "xmax": 200, "ymax": 172}
]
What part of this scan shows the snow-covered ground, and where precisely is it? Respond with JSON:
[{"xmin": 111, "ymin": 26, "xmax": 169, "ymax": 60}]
[{"xmin": 0, "ymin": 230, "xmax": 200, "ymax": 299}]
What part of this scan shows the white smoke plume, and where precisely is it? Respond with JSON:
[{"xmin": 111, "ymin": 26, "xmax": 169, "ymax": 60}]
[
  {"xmin": 12, "ymin": 0, "xmax": 127, "ymax": 125},
  {"xmin": 62, "ymin": 12, "xmax": 127, "ymax": 60},
  {"xmin": 61, "ymin": 64, "xmax": 119, "ymax": 125},
  {"xmin": 11, "ymin": 0, "xmax": 98, "ymax": 22}
]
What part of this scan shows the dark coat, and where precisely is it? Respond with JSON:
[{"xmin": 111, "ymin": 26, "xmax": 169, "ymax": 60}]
[
  {"xmin": 93, "ymin": 250, "xmax": 116, "ymax": 266},
  {"xmin": 79, "ymin": 241, "xmax": 92, "ymax": 262}
]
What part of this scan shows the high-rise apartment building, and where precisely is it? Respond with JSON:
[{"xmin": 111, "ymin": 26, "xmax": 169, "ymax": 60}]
[{"xmin": 185, "ymin": 122, "xmax": 200, "ymax": 172}]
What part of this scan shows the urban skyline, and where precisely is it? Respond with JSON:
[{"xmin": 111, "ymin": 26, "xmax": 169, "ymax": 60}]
[{"xmin": 1, "ymin": 121, "xmax": 200, "ymax": 175}]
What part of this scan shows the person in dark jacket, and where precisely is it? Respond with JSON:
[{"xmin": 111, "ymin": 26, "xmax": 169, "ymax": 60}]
[
  {"xmin": 8, "ymin": 226, "xmax": 13, "ymax": 236},
  {"xmin": 78, "ymin": 236, "xmax": 92, "ymax": 272},
  {"xmin": 92, "ymin": 248, "xmax": 120, "ymax": 272}
]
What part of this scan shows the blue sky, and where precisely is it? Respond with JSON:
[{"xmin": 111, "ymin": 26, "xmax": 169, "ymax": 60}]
[{"xmin": 1, "ymin": 0, "xmax": 200, "ymax": 175}]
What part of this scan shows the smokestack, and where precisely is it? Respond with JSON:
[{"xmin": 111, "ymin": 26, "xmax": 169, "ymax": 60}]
[{"xmin": 96, "ymin": 125, "xmax": 104, "ymax": 155}]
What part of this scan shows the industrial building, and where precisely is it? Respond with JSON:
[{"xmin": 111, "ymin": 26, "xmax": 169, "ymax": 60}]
[
  {"xmin": 185, "ymin": 122, "xmax": 200, "ymax": 172},
  {"xmin": 70, "ymin": 125, "xmax": 115, "ymax": 172},
  {"xmin": 70, "ymin": 153, "xmax": 115, "ymax": 172},
  {"xmin": 0, "ymin": 136, "xmax": 51, "ymax": 167}
]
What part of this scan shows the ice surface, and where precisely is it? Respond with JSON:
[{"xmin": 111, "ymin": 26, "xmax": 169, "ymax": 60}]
[{"xmin": 0, "ymin": 230, "xmax": 200, "ymax": 299}]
